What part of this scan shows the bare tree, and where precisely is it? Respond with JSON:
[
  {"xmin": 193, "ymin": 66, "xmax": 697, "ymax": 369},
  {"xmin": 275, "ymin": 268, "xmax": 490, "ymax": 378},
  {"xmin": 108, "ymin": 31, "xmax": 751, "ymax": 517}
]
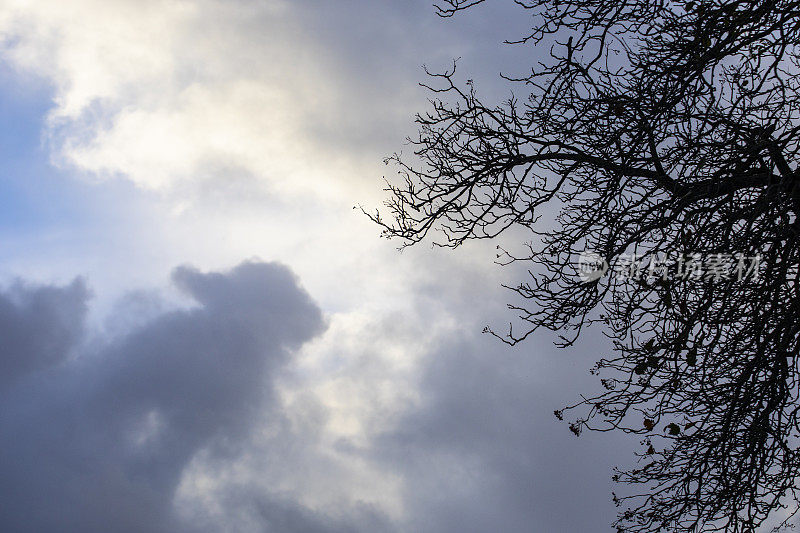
[{"xmin": 368, "ymin": 0, "xmax": 800, "ymax": 531}]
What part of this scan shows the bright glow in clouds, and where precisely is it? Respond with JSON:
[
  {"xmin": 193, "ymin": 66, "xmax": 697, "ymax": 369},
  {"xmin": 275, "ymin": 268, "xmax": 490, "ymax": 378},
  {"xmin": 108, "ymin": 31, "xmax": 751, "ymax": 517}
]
[
  {"xmin": 0, "ymin": 0, "xmax": 386, "ymax": 199},
  {"xmin": 0, "ymin": 1, "xmax": 626, "ymax": 531}
]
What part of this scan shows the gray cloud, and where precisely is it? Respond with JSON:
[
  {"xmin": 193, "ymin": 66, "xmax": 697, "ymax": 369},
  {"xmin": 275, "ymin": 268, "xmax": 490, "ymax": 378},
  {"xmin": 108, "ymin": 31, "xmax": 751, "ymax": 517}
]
[
  {"xmin": 0, "ymin": 256, "xmax": 632, "ymax": 533},
  {"xmin": 371, "ymin": 323, "xmax": 631, "ymax": 533},
  {"xmin": 0, "ymin": 278, "xmax": 88, "ymax": 390},
  {"xmin": 0, "ymin": 261, "xmax": 332, "ymax": 532}
]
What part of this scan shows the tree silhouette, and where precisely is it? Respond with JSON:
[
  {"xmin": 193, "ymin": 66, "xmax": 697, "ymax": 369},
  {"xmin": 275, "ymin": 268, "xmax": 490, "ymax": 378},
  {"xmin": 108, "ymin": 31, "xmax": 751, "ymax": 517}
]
[{"xmin": 369, "ymin": 0, "xmax": 800, "ymax": 531}]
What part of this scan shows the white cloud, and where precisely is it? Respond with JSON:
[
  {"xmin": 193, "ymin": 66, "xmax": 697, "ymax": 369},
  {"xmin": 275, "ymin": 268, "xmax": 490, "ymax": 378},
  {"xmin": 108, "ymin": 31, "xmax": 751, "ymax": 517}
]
[{"xmin": 0, "ymin": 0, "xmax": 400, "ymax": 200}]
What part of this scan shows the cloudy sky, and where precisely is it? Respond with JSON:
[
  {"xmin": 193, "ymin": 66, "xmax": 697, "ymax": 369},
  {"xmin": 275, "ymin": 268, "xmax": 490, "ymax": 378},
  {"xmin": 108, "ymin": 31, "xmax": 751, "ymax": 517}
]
[{"xmin": 0, "ymin": 1, "xmax": 633, "ymax": 531}]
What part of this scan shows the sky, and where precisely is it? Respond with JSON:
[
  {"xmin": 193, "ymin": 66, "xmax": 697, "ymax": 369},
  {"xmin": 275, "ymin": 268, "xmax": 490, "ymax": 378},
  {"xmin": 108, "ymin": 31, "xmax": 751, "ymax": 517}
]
[{"xmin": 0, "ymin": 1, "xmax": 633, "ymax": 531}]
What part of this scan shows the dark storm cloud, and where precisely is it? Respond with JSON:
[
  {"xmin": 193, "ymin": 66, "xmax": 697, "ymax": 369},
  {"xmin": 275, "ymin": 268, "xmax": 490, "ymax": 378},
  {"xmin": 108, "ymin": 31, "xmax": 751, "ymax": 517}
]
[
  {"xmin": 0, "ymin": 278, "xmax": 87, "ymax": 390},
  {"xmin": 0, "ymin": 261, "xmax": 336, "ymax": 532},
  {"xmin": 373, "ymin": 323, "xmax": 632, "ymax": 533}
]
